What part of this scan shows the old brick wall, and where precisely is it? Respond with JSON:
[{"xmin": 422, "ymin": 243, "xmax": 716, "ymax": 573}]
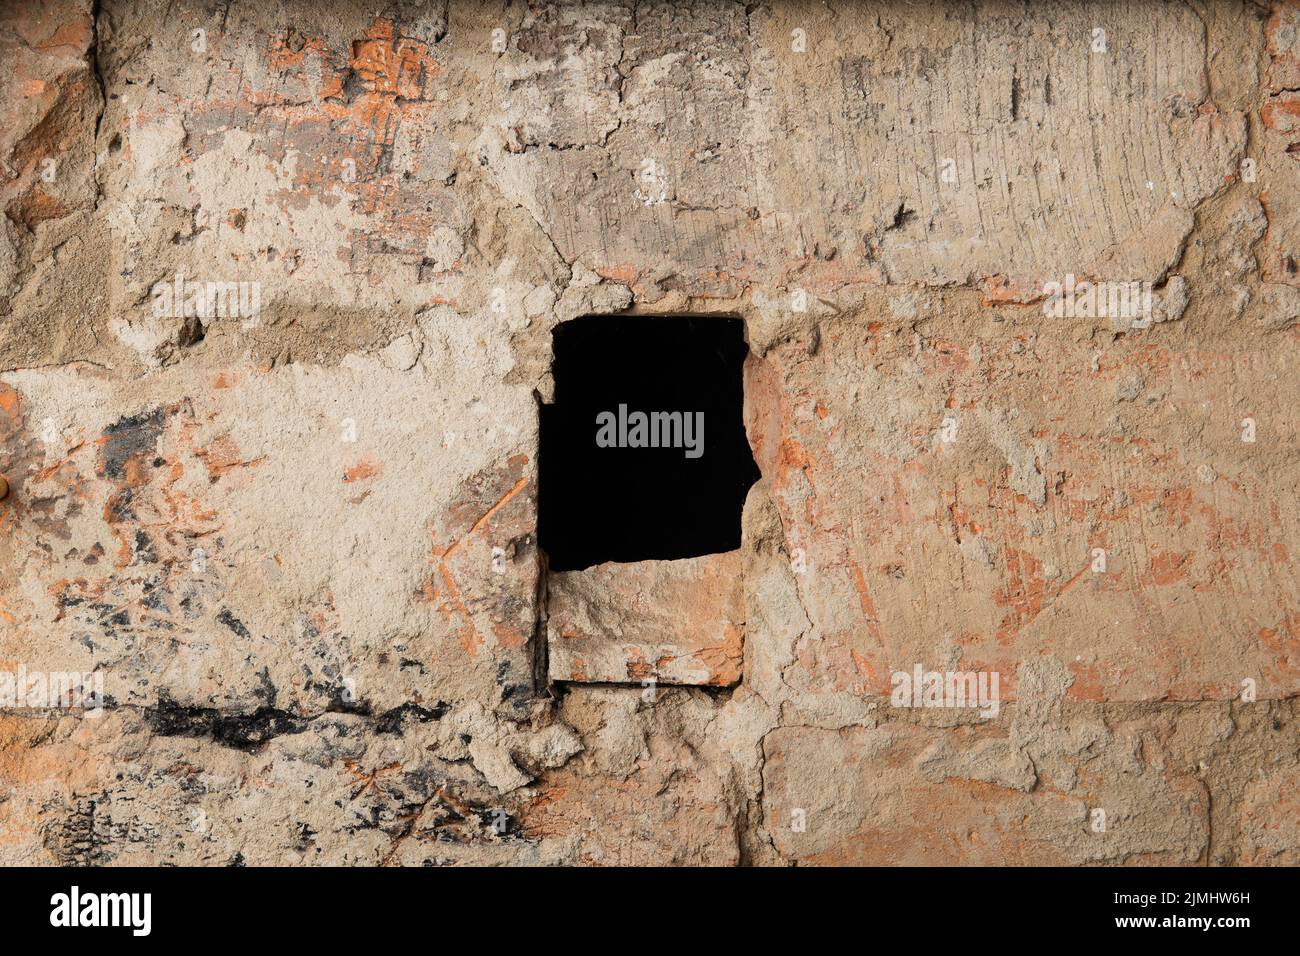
[{"xmin": 0, "ymin": 0, "xmax": 1296, "ymax": 865}]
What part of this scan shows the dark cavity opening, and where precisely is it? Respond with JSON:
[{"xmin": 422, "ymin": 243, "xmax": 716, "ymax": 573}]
[{"xmin": 539, "ymin": 315, "xmax": 760, "ymax": 572}]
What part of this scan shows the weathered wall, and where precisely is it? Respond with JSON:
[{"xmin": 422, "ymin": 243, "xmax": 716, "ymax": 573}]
[{"xmin": 0, "ymin": 0, "xmax": 1297, "ymax": 865}]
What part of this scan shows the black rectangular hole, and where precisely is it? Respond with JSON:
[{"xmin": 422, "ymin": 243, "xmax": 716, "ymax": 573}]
[{"xmin": 538, "ymin": 315, "xmax": 760, "ymax": 572}]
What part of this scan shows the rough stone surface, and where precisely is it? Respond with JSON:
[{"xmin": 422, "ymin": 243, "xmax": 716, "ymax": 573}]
[
  {"xmin": 548, "ymin": 552, "xmax": 744, "ymax": 686},
  {"xmin": 0, "ymin": 0, "xmax": 1297, "ymax": 866}
]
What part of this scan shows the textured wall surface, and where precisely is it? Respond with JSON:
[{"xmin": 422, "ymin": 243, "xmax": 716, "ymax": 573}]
[{"xmin": 0, "ymin": 0, "xmax": 1297, "ymax": 866}]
